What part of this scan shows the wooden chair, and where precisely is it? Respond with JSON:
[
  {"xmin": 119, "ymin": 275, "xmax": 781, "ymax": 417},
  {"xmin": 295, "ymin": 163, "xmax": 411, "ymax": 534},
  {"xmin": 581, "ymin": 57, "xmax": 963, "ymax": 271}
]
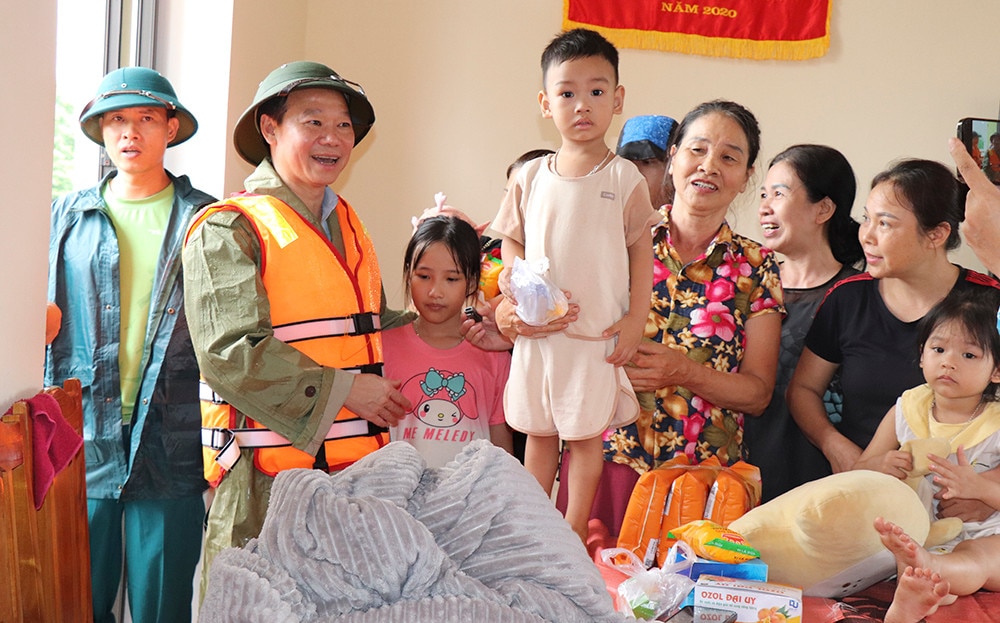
[{"xmin": 0, "ymin": 378, "xmax": 92, "ymax": 622}]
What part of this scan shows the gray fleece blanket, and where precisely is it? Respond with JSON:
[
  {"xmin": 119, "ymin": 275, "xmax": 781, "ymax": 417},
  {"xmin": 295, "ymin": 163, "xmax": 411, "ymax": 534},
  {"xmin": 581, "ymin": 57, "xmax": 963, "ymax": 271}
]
[{"xmin": 200, "ymin": 440, "xmax": 625, "ymax": 623}]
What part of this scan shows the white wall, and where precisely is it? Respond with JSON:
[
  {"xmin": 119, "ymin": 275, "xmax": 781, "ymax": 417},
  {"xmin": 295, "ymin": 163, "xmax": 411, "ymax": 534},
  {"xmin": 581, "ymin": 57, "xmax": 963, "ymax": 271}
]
[
  {"xmin": 159, "ymin": 0, "xmax": 235, "ymax": 200},
  {"xmin": 0, "ymin": 1, "xmax": 56, "ymax": 408},
  {"xmin": 159, "ymin": 0, "xmax": 310, "ymax": 199},
  {"xmin": 305, "ymin": 0, "xmax": 1000, "ymax": 306}
]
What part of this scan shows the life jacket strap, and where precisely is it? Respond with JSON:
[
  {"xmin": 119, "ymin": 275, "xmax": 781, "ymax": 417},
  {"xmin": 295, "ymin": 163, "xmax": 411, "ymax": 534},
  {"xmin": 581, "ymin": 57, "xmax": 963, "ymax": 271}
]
[
  {"xmin": 201, "ymin": 418, "xmax": 375, "ymax": 471},
  {"xmin": 272, "ymin": 312, "xmax": 381, "ymax": 343}
]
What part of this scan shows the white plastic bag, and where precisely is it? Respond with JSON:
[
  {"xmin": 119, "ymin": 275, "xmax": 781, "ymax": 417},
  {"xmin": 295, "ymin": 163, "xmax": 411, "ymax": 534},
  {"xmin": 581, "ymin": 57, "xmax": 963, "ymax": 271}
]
[
  {"xmin": 601, "ymin": 542, "xmax": 697, "ymax": 620},
  {"xmin": 509, "ymin": 256, "xmax": 569, "ymax": 326}
]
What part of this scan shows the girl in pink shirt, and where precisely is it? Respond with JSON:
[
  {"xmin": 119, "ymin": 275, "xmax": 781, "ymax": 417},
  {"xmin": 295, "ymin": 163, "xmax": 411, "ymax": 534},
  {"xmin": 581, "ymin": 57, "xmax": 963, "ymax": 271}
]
[{"xmin": 383, "ymin": 216, "xmax": 513, "ymax": 468}]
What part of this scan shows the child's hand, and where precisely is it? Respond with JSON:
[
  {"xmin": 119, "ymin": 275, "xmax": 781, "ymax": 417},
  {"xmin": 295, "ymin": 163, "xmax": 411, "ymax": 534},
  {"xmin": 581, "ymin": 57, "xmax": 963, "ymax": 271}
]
[
  {"xmin": 495, "ymin": 291, "xmax": 578, "ymax": 340},
  {"xmin": 929, "ymin": 447, "xmax": 986, "ymax": 501},
  {"xmin": 874, "ymin": 449, "xmax": 915, "ymax": 480},
  {"xmin": 603, "ymin": 313, "xmax": 645, "ymax": 366}
]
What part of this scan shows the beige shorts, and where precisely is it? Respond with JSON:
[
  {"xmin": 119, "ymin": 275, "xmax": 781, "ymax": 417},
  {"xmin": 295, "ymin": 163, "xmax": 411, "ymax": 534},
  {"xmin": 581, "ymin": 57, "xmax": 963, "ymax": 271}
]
[{"xmin": 504, "ymin": 332, "xmax": 639, "ymax": 440}]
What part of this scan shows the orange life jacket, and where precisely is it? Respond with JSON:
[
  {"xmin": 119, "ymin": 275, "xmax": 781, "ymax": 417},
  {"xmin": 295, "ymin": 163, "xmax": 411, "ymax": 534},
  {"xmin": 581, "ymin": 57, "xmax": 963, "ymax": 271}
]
[{"xmin": 188, "ymin": 192, "xmax": 387, "ymax": 486}]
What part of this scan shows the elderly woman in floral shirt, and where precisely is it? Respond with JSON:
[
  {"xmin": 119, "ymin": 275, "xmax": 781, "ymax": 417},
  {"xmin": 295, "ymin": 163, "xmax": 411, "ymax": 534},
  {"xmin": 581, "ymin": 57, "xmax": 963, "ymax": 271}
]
[{"xmin": 604, "ymin": 100, "xmax": 784, "ymax": 476}]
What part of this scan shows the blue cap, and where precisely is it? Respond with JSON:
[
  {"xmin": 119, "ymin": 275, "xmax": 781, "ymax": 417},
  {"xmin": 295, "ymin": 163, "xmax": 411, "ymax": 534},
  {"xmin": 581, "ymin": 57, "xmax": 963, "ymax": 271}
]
[{"xmin": 616, "ymin": 115, "xmax": 677, "ymax": 161}]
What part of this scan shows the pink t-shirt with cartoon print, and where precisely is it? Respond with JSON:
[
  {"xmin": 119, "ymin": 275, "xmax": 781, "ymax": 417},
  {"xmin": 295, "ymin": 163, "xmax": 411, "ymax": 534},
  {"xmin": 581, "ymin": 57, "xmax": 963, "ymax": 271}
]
[{"xmin": 382, "ymin": 323, "xmax": 511, "ymax": 468}]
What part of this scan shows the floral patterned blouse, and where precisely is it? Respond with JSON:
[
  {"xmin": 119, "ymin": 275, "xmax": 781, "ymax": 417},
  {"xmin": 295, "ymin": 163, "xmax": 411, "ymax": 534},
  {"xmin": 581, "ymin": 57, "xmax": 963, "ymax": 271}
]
[{"xmin": 604, "ymin": 206, "xmax": 784, "ymax": 472}]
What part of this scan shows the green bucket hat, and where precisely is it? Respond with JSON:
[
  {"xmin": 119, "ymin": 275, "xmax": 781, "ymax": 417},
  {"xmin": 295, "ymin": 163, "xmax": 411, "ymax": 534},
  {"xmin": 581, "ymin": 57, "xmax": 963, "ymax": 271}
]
[
  {"xmin": 79, "ymin": 67, "xmax": 197, "ymax": 147},
  {"xmin": 233, "ymin": 61, "xmax": 376, "ymax": 165}
]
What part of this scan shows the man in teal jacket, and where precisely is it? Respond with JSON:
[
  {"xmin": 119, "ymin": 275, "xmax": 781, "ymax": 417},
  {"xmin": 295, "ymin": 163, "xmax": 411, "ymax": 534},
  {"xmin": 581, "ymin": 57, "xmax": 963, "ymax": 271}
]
[{"xmin": 46, "ymin": 67, "xmax": 214, "ymax": 623}]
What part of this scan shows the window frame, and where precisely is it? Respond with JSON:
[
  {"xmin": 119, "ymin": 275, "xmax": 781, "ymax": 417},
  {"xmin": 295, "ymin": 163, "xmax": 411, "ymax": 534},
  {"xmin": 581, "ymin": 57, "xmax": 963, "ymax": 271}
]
[{"xmin": 97, "ymin": 0, "xmax": 159, "ymax": 179}]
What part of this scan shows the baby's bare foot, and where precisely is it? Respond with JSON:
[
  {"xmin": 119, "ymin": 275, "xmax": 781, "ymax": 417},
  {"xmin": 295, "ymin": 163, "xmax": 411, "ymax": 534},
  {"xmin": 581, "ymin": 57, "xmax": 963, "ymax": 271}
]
[
  {"xmin": 874, "ymin": 516, "xmax": 934, "ymax": 574},
  {"xmin": 884, "ymin": 566, "xmax": 953, "ymax": 623}
]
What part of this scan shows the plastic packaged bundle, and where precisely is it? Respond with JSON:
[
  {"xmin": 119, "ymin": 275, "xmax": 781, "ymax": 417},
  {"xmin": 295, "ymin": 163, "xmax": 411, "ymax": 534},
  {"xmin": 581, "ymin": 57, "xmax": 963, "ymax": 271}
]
[
  {"xmin": 509, "ymin": 256, "xmax": 569, "ymax": 326},
  {"xmin": 601, "ymin": 542, "xmax": 697, "ymax": 620}
]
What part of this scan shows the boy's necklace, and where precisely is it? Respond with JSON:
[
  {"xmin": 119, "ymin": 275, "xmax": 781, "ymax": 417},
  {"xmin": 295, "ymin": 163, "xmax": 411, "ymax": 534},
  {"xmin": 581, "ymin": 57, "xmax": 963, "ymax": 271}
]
[{"xmin": 554, "ymin": 149, "xmax": 612, "ymax": 177}]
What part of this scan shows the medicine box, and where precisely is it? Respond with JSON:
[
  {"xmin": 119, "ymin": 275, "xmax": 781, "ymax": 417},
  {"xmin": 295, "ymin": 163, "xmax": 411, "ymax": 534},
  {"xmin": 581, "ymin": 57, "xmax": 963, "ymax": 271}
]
[{"xmin": 693, "ymin": 575, "xmax": 802, "ymax": 623}]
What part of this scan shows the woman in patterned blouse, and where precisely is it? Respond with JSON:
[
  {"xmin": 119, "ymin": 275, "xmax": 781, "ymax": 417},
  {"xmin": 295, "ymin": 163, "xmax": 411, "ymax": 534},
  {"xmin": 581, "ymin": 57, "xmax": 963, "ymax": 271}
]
[{"xmin": 603, "ymin": 100, "xmax": 785, "ymax": 476}]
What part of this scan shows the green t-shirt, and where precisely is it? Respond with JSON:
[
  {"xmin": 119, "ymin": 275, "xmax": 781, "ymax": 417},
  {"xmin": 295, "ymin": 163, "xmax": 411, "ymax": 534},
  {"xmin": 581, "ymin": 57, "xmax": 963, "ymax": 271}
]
[{"xmin": 103, "ymin": 182, "xmax": 174, "ymax": 424}]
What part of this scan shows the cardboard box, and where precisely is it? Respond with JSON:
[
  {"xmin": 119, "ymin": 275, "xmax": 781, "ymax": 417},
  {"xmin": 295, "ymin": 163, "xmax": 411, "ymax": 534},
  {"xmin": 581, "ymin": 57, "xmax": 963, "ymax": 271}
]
[{"xmin": 693, "ymin": 575, "xmax": 802, "ymax": 623}]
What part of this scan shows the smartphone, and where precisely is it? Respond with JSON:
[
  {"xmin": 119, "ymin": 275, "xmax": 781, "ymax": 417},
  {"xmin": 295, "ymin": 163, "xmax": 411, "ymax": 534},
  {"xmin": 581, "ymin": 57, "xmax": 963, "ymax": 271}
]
[
  {"xmin": 957, "ymin": 117, "xmax": 1000, "ymax": 185},
  {"xmin": 463, "ymin": 306, "xmax": 483, "ymax": 322}
]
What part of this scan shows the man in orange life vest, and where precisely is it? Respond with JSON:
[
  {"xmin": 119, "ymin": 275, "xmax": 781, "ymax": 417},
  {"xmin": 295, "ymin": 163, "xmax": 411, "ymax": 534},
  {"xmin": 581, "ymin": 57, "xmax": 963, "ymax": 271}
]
[{"xmin": 182, "ymin": 61, "xmax": 413, "ymax": 586}]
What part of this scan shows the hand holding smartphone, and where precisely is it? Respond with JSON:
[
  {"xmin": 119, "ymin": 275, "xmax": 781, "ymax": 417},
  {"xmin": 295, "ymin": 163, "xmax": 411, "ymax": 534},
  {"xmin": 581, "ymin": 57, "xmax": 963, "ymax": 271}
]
[
  {"xmin": 463, "ymin": 306, "xmax": 483, "ymax": 323},
  {"xmin": 957, "ymin": 117, "xmax": 1000, "ymax": 185}
]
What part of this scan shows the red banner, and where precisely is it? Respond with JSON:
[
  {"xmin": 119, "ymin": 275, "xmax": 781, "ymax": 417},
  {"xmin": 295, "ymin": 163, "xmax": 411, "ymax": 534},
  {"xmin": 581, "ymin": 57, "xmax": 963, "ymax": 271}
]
[{"xmin": 564, "ymin": 0, "xmax": 831, "ymax": 61}]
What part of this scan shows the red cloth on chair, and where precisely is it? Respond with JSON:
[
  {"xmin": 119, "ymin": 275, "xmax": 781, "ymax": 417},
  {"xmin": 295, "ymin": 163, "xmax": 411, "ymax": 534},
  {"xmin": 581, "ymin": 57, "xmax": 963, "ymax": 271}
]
[{"xmin": 24, "ymin": 393, "xmax": 82, "ymax": 509}]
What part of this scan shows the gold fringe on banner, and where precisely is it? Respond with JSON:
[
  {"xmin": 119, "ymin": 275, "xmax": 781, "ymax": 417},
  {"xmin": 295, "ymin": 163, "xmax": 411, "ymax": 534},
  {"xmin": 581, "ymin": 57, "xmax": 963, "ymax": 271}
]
[{"xmin": 563, "ymin": 1, "xmax": 831, "ymax": 61}]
